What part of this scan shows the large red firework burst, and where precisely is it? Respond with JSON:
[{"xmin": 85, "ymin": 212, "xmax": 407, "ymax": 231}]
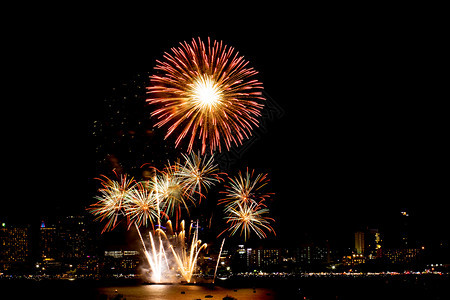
[{"xmin": 147, "ymin": 37, "xmax": 265, "ymax": 154}]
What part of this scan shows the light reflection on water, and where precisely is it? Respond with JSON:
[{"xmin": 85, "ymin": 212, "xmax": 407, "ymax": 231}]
[{"xmin": 97, "ymin": 284, "xmax": 277, "ymax": 300}]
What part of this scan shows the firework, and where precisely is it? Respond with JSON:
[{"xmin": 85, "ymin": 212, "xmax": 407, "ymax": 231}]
[
  {"xmin": 221, "ymin": 201, "xmax": 275, "ymax": 241},
  {"xmin": 134, "ymin": 224, "xmax": 173, "ymax": 283},
  {"xmin": 89, "ymin": 154, "xmax": 222, "ymax": 233},
  {"xmin": 124, "ymin": 182, "xmax": 160, "ymax": 229},
  {"xmin": 219, "ymin": 168, "xmax": 271, "ymax": 210},
  {"xmin": 175, "ymin": 152, "xmax": 224, "ymax": 201},
  {"xmin": 147, "ymin": 37, "xmax": 265, "ymax": 154},
  {"xmin": 153, "ymin": 164, "xmax": 194, "ymax": 223},
  {"xmin": 135, "ymin": 220, "xmax": 208, "ymax": 283},
  {"xmin": 168, "ymin": 220, "xmax": 208, "ymax": 283},
  {"xmin": 88, "ymin": 173, "xmax": 135, "ymax": 233},
  {"xmin": 218, "ymin": 169, "xmax": 275, "ymax": 241},
  {"xmin": 153, "ymin": 154, "xmax": 223, "ymax": 222},
  {"xmin": 213, "ymin": 237, "xmax": 226, "ymax": 284}
]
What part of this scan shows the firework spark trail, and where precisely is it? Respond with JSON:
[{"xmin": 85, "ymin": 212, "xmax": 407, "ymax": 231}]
[
  {"xmin": 134, "ymin": 224, "xmax": 155, "ymax": 279},
  {"xmin": 213, "ymin": 238, "xmax": 226, "ymax": 284},
  {"xmin": 147, "ymin": 37, "xmax": 265, "ymax": 154}
]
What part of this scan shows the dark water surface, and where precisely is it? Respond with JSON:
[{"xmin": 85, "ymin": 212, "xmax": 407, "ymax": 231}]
[{"xmin": 0, "ymin": 276, "xmax": 447, "ymax": 299}]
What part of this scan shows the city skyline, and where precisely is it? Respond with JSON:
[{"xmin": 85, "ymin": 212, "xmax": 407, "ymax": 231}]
[
  {"xmin": 1, "ymin": 205, "xmax": 446, "ymax": 252},
  {"xmin": 1, "ymin": 212, "xmax": 447, "ymax": 277}
]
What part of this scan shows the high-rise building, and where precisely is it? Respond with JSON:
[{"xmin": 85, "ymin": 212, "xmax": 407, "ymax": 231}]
[
  {"xmin": 384, "ymin": 248, "xmax": 421, "ymax": 264},
  {"xmin": 247, "ymin": 248, "xmax": 280, "ymax": 271},
  {"xmin": 355, "ymin": 231, "xmax": 365, "ymax": 255},
  {"xmin": 0, "ymin": 223, "xmax": 31, "ymax": 271},
  {"xmin": 232, "ymin": 245, "xmax": 247, "ymax": 272},
  {"xmin": 365, "ymin": 229, "xmax": 383, "ymax": 259},
  {"xmin": 400, "ymin": 210, "xmax": 410, "ymax": 248},
  {"xmin": 297, "ymin": 244, "xmax": 330, "ymax": 265},
  {"xmin": 291, "ymin": 242, "xmax": 331, "ymax": 272},
  {"xmin": 57, "ymin": 216, "xmax": 90, "ymax": 260},
  {"xmin": 39, "ymin": 220, "xmax": 58, "ymax": 260}
]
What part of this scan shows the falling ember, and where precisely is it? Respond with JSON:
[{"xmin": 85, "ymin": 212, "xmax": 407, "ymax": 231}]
[{"xmin": 147, "ymin": 37, "xmax": 265, "ymax": 154}]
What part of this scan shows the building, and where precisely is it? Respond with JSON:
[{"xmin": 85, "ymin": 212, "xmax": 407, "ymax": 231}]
[
  {"xmin": 0, "ymin": 223, "xmax": 31, "ymax": 272},
  {"xmin": 365, "ymin": 229, "xmax": 383, "ymax": 259},
  {"xmin": 103, "ymin": 249, "xmax": 140, "ymax": 274},
  {"xmin": 57, "ymin": 216, "xmax": 91, "ymax": 261},
  {"xmin": 354, "ymin": 229, "xmax": 383, "ymax": 260},
  {"xmin": 297, "ymin": 244, "xmax": 330, "ymax": 266},
  {"xmin": 232, "ymin": 245, "xmax": 247, "ymax": 272},
  {"xmin": 355, "ymin": 231, "xmax": 365, "ymax": 255},
  {"xmin": 247, "ymin": 248, "xmax": 280, "ymax": 271},
  {"xmin": 39, "ymin": 220, "xmax": 58, "ymax": 260},
  {"xmin": 400, "ymin": 210, "xmax": 410, "ymax": 248},
  {"xmin": 342, "ymin": 253, "xmax": 365, "ymax": 266},
  {"xmin": 384, "ymin": 248, "xmax": 421, "ymax": 264},
  {"xmin": 230, "ymin": 246, "xmax": 281, "ymax": 272}
]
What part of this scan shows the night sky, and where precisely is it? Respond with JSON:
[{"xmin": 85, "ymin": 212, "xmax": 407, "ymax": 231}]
[{"xmin": 5, "ymin": 14, "xmax": 447, "ymax": 250}]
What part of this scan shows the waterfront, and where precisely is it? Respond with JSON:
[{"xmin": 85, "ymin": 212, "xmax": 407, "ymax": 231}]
[{"xmin": 0, "ymin": 274, "xmax": 448, "ymax": 300}]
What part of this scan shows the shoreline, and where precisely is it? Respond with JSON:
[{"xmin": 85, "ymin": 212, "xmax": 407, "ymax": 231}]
[{"xmin": 0, "ymin": 272, "xmax": 447, "ymax": 286}]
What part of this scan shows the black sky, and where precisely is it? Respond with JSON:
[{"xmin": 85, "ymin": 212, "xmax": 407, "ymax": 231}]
[{"xmin": 4, "ymin": 12, "xmax": 447, "ymax": 249}]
